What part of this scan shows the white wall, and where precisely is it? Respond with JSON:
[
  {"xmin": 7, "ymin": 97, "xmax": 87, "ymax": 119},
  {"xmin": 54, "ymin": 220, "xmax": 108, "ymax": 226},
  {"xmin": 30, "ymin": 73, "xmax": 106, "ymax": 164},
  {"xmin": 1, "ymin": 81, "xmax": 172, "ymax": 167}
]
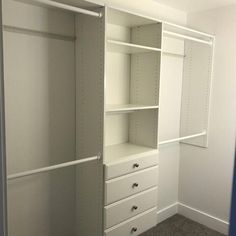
[{"xmin": 179, "ymin": 5, "xmax": 236, "ymax": 234}]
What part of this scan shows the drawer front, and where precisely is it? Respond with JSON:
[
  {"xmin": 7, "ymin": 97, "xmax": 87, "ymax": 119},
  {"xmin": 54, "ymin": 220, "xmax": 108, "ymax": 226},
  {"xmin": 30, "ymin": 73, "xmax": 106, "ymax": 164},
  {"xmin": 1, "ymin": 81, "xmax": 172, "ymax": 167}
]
[
  {"xmin": 104, "ymin": 207, "xmax": 157, "ymax": 236},
  {"xmin": 105, "ymin": 166, "xmax": 158, "ymax": 205},
  {"xmin": 104, "ymin": 187, "xmax": 157, "ymax": 229},
  {"xmin": 105, "ymin": 154, "xmax": 158, "ymax": 180}
]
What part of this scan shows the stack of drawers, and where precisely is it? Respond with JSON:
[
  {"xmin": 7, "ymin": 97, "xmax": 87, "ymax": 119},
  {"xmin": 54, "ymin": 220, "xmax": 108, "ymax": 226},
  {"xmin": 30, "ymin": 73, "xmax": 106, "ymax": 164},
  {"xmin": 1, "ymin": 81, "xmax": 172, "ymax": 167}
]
[{"xmin": 104, "ymin": 152, "xmax": 159, "ymax": 236}]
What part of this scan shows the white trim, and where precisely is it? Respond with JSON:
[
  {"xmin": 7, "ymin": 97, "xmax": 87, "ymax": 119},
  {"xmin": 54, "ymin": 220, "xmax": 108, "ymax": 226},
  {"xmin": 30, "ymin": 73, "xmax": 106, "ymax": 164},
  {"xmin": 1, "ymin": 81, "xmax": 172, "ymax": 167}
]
[
  {"xmin": 156, "ymin": 202, "xmax": 178, "ymax": 224},
  {"xmin": 178, "ymin": 202, "xmax": 229, "ymax": 235}
]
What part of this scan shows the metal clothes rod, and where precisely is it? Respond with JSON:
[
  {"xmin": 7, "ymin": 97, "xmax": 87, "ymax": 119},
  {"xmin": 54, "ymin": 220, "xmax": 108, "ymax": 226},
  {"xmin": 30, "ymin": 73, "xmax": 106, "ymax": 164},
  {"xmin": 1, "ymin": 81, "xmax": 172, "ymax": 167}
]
[
  {"xmin": 158, "ymin": 131, "xmax": 207, "ymax": 145},
  {"xmin": 23, "ymin": 0, "xmax": 102, "ymax": 18},
  {"xmin": 3, "ymin": 25, "xmax": 76, "ymax": 42},
  {"xmin": 163, "ymin": 30, "xmax": 213, "ymax": 46},
  {"xmin": 7, "ymin": 155, "xmax": 99, "ymax": 181},
  {"xmin": 164, "ymin": 22, "xmax": 215, "ymax": 39}
]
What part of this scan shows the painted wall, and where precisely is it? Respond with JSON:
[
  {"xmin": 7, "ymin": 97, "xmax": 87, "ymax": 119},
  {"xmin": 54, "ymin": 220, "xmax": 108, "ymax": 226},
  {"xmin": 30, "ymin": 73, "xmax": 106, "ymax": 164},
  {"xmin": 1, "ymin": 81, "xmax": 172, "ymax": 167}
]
[{"xmin": 179, "ymin": 5, "xmax": 236, "ymax": 233}]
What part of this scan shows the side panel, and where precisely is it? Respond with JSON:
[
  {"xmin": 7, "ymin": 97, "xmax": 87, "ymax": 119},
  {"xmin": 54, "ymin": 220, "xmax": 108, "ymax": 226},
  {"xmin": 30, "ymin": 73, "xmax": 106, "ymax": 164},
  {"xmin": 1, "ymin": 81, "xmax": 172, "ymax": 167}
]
[
  {"xmin": 0, "ymin": 0, "xmax": 7, "ymax": 235},
  {"xmin": 75, "ymin": 7, "xmax": 105, "ymax": 236}
]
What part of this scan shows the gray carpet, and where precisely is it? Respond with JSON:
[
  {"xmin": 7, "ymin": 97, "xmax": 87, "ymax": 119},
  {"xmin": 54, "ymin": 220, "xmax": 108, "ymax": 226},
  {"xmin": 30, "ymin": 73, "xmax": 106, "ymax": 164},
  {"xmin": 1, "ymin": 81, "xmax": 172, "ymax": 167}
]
[{"xmin": 140, "ymin": 214, "xmax": 226, "ymax": 236}]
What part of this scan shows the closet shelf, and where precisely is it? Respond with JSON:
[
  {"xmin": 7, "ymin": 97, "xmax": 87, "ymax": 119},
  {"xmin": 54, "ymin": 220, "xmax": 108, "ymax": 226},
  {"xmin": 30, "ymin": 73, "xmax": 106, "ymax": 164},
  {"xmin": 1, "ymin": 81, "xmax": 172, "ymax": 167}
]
[
  {"xmin": 107, "ymin": 39, "xmax": 162, "ymax": 54},
  {"xmin": 105, "ymin": 104, "xmax": 159, "ymax": 114},
  {"xmin": 104, "ymin": 143, "xmax": 158, "ymax": 164}
]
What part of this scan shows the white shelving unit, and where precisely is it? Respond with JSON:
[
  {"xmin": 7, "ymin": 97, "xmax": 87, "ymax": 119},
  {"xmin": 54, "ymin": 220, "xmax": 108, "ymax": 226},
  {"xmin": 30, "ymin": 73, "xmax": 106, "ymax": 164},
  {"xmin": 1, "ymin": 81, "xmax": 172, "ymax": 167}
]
[{"xmin": 103, "ymin": 6, "xmax": 161, "ymax": 236}]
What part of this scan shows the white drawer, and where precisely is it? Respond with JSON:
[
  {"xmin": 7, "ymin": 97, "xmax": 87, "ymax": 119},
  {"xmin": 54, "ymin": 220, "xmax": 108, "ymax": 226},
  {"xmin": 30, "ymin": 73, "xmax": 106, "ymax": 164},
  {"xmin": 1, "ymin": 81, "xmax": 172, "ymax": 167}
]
[
  {"xmin": 105, "ymin": 166, "xmax": 158, "ymax": 205},
  {"xmin": 104, "ymin": 207, "xmax": 157, "ymax": 236},
  {"xmin": 104, "ymin": 187, "xmax": 157, "ymax": 229},
  {"xmin": 105, "ymin": 153, "xmax": 158, "ymax": 180}
]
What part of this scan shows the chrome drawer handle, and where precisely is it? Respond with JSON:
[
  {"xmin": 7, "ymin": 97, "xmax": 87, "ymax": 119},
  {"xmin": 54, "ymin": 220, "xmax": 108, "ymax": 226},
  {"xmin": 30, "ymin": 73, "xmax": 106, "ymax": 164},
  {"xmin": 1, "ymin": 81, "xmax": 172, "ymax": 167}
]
[
  {"xmin": 133, "ymin": 163, "xmax": 139, "ymax": 168},
  {"xmin": 131, "ymin": 227, "xmax": 137, "ymax": 233},
  {"xmin": 132, "ymin": 205, "xmax": 138, "ymax": 211},
  {"xmin": 132, "ymin": 183, "xmax": 139, "ymax": 188}
]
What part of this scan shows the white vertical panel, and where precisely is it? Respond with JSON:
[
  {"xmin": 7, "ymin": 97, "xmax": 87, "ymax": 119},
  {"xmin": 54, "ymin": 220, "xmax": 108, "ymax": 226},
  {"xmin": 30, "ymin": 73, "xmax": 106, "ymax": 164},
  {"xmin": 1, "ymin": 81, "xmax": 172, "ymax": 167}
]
[
  {"xmin": 158, "ymin": 36, "xmax": 184, "ymax": 211},
  {"xmin": 106, "ymin": 52, "xmax": 130, "ymax": 105},
  {"xmin": 130, "ymin": 52, "xmax": 161, "ymax": 106},
  {"xmin": 131, "ymin": 23, "xmax": 162, "ymax": 48},
  {"xmin": 180, "ymin": 41, "xmax": 213, "ymax": 147},
  {"xmin": 75, "ymin": 7, "xmax": 105, "ymax": 236}
]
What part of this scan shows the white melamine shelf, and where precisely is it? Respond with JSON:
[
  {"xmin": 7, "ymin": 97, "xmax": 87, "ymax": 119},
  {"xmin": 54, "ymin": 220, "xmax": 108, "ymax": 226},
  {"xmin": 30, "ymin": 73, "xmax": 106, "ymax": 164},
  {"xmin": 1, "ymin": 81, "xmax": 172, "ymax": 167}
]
[
  {"xmin": 104, "ymin": 143, "xmax": 158, "ymax": 164},
  {"xmin": 107, "ymin": 39, "xmax": 162, "ymax": 54},
  {"xmin": 105, "ymin": 104, "xmax": 159, "ymax": 114}
]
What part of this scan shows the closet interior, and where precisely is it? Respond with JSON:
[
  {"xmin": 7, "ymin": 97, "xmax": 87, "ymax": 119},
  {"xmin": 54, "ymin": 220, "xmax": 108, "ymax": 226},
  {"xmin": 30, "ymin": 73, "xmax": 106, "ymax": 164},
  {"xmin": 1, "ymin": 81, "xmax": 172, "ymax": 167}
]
[{"xmin": 1, "ymin": 1, "xmax": 215, "ymax": 236}]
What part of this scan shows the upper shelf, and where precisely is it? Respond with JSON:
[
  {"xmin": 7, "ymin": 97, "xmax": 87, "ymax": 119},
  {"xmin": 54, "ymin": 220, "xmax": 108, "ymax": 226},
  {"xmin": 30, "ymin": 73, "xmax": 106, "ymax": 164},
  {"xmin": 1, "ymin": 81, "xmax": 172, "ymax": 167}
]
[
  {"xmin": 106, "ymin": 104, "xmax": 159, "ymax": 114},
  {"xmin": 107, "ymin": 7, "xmax": 161, "ymax": 27},
  {"xmin": 107, "ymin": 39, "xmax": 162, "ymax": 54}
]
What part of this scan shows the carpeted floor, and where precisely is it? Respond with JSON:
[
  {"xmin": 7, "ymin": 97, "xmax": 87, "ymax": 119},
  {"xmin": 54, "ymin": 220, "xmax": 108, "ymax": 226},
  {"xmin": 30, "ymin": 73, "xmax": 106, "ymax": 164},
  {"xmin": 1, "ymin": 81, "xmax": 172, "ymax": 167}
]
[{"xmin": 140, "ymin": 214, "xmax": 226, "ymax": 236}]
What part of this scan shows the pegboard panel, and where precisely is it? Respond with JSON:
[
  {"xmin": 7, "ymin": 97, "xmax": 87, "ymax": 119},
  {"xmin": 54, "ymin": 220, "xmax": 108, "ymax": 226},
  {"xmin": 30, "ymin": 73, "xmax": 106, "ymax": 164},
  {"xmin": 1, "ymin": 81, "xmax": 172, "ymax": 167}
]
[
  {"xmin": 130, "ymin": 52, "xmax": 161, "ymax": 105},
  {"xmin": 106, "ymin": 52, "xmax": 130, "ymax": 105},
  {"xmin": 75, "ymin": 7, "xmax": 105, "ymax": 236},
  {"xmin": 129, "ymin": 110, "xmax": 158, "ymax": 148},
  {"xmin": 180, "ymin": 40, "xmax": 213, "ymax": 147},
  {"xmin": 131, "ymin": 23, "xmax": 162, "ymax": 49}
]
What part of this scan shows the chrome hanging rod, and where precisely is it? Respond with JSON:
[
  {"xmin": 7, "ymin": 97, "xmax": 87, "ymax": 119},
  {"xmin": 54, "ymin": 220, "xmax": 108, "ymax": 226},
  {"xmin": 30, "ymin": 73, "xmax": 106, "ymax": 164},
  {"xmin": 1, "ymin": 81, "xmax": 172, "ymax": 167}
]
[
  {"xmin": 7, "ymin": 155, "xmax": 100, "ymax": 181},
  {"xmin": 164, "ymin": 22, "xmax": 214, "ymax": 39},
  {"xmin": 158, "ymin": 131, "xmax": 207, "ymax": 145},
  {"xmin": 163, "ymin": 30, "xmax": 212, "ymax": 46},
  {"xmin": 18, "ymin": 0, "xmax": 102, "ymax": 18},
  {"xmin": 3, "ymin": 25, "xmax": 76, "ymax": 41}
]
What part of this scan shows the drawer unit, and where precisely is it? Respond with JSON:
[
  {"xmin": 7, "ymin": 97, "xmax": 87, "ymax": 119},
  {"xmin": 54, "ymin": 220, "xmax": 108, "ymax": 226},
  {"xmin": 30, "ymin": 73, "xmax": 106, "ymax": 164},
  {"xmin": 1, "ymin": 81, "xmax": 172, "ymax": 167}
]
[
  {"xmin": 105, "ymin": 153, "xmax": 158, "ymax": 180},
  {"xmin": 104, "ymin": 207, "xmax": 157, "ymax": 236},
  {"xmin": 105, "ymin": 166, "xmax": 158, "ymax": 205},
  {"xmin": 104, "ymin": 187, "xmax": 157, "ymax": 229}
]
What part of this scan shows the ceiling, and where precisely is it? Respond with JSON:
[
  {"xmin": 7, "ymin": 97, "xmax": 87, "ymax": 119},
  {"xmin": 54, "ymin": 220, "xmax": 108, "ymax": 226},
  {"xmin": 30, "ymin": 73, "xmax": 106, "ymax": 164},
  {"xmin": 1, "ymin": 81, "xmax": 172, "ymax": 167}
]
[{"xmin": 153, "ymin": 0, "xmax": 236, "ymax": 12}]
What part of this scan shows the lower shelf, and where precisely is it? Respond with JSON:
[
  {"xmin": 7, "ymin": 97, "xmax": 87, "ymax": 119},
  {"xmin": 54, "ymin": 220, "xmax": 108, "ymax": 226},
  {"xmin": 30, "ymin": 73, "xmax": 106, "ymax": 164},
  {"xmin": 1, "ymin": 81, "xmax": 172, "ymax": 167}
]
[{"xmin": 104, "ymin": 143, "xmax": 158, "ymax": 164}]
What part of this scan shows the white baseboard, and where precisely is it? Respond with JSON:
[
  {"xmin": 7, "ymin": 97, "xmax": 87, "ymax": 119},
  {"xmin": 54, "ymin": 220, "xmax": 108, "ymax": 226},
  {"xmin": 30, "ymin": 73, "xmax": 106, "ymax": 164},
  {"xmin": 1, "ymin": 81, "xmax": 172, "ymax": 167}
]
[
  {"xmin": 156, "ymin": 202, "xmax": 229, "ymax": 235},
  {"xmin": 156, "ymin": 202, "xmax": 178, "ymax": 224},
  {"xmin": 178, "ymin": 202, "xmax": 229, "ymax": 235}
]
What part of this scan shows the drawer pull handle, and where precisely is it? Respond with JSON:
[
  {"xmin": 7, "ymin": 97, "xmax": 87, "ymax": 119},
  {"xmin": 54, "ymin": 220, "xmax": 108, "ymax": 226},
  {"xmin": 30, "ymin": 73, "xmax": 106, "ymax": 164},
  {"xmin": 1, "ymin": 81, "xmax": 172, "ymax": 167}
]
[
  {"xmin": 132, "ymin": 205, "xmax": 138, "ymax": 211},
  {"xmin": 132, "ymin": 183, "xmax": 139, "ymax": 188},
  {"xmin": 131, "ymin": 227, "xmax": 138, "ymax": 233},
  {"xmin": 133, "ymin": 163, "xmax": 139, "ymax": 168}
]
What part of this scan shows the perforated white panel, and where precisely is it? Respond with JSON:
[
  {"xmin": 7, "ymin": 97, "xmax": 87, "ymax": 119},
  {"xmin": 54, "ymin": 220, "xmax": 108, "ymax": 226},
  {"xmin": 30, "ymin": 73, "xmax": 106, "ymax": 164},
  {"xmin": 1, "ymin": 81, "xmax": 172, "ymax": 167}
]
[
  {"xmin": 129, "ymin": 110, "xmax": 158, "ymax": 148},
  {"xmin": 180, "ymin": 40, "xmax": 214, "ymax": 147},
  {"xmin": 131, "ymin": 52, "xmax": 161, "ymax": 105},
  {"xmin": 131, "ymin": 23, "xmax": 162, "ymax": 49}
]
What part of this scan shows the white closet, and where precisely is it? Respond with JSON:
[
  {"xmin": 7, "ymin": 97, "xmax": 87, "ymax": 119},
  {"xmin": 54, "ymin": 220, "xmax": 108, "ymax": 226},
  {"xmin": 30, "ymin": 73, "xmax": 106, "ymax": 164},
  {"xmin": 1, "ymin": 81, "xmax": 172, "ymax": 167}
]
[{"xmin": 1, "ymin": 1, "xmax": 214, "ymax": 236}]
